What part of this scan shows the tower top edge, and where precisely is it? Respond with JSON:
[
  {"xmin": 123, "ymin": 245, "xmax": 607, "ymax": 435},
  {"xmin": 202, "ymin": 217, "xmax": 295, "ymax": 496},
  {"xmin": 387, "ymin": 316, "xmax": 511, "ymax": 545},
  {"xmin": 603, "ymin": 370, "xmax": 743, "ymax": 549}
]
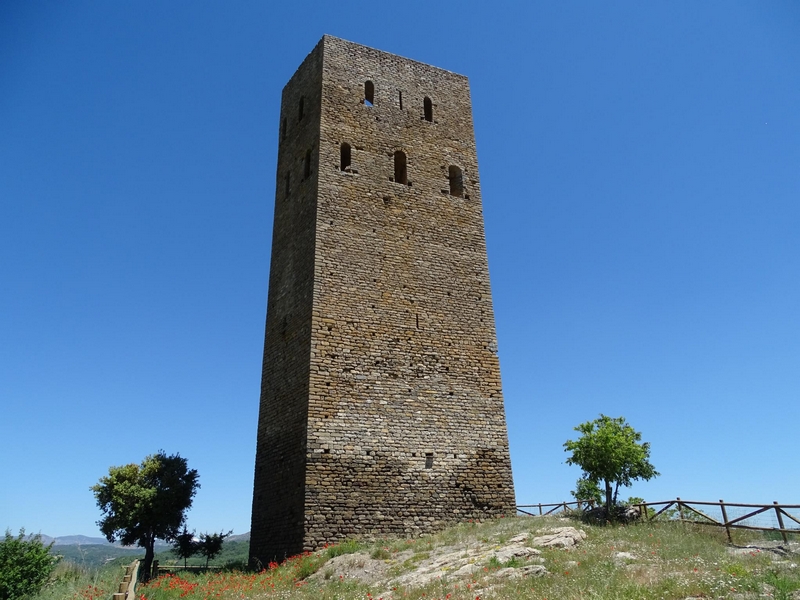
[{"xmin": 318, "ymin": 34, "xmax": 469, "ymax": 80}]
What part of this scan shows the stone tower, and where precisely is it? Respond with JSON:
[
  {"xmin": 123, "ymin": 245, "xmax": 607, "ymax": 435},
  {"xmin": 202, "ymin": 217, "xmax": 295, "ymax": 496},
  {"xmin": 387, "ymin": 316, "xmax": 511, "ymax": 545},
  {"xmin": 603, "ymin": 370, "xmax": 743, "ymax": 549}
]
[{"xmin": 250, "ymin": 36, "xmax": 515, "ymax": 565}]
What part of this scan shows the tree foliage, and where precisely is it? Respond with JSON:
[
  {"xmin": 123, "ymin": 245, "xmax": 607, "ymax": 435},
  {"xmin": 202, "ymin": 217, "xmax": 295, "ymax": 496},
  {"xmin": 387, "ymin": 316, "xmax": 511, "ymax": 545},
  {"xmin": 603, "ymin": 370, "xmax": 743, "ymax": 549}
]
[
  {"xmin": 171, "ymin": 528, "xmax": 198, "ymax": 568},
  {"xmin": 91, "ymin": 451, "xmax": 199, "ymax": 580},
  {"xmin": 571, "ymin": 476, "xmax": 603, "ymax": 505},
  {"xmin": 197, "ymin": 530, "xmax": 232, "ymax": 568},
  {"xmin": 0, "ymin": 529, "xmax": 59, "ymax": 600},
  {"xmin": 564, "ymin": 414, "xmax": 659, "ymax": 515}
]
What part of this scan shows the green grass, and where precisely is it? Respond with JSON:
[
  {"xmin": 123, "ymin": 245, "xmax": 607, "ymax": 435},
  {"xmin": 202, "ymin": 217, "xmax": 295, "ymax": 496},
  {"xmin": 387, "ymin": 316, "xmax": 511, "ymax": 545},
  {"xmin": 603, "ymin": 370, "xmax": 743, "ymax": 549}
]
[
  {"xmin": 36, "ymin": 517, "xmax": 798, "ymax": 600},
  {"xmin": 31, "ymin": 560, "xmax": 126, "ymax": 600}
]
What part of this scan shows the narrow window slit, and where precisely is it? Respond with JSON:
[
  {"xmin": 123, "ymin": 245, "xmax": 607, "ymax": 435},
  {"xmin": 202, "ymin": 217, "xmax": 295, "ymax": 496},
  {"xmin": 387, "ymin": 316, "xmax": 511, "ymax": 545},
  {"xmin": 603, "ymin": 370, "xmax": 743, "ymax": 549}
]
[
  {"xmin": 340, "ymin": 143, "xmax": 351, "ymax": 171},
  {"xmin": 398, "ymin": 90, "xmax": 403, "ymax": 109},
  {"xmin": 365, "ymin": 80, "xmax": 374, "ymax": 106},
  {"xmin": 303, "ymin": 149, "xmax": 311, "ymax": 180},
  {"xmin": 423, "ymin": 97, "xmax": 433, "ymax": 122},
  {"xmin": 425, "ymin": 453, "xmax": 434, "ymax": 469},
  {"xmin": 448, "ymin": 166, "xmax": 464, "ymax": 197},
  {"xmin": 394, "ymin": 151, "xmax": 407, "ymax": 185}
]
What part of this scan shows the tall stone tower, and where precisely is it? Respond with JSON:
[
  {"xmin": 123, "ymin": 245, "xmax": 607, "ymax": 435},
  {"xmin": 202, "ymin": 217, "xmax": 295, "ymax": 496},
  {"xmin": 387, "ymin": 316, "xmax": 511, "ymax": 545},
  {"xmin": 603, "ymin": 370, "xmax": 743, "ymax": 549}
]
[{"xmin": 250, "ymin": 36, "xmax": 515, "ymax": 565}]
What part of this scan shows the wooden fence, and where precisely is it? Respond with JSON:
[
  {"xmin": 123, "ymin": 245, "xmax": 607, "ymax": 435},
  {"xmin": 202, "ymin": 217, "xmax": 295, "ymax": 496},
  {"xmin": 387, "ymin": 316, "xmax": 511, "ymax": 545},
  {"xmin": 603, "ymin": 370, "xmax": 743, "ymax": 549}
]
[
  {"xmin": 111, "ymin": 560, "xmax": 138, "ymax": 600},
  {"xmin": 636, "ymin": 498, "xmax": 800, "ymax": 543},
  {"xmin": 517, "ymin": 499, "xmax": 800, "ymax": 543},
  {"xmin": 153, "ymin": 562, "xmax": 225, "ymax": 575},
  {"xmin": 517, "ymin": 500, "xmax": 595, "ymax": 516}
]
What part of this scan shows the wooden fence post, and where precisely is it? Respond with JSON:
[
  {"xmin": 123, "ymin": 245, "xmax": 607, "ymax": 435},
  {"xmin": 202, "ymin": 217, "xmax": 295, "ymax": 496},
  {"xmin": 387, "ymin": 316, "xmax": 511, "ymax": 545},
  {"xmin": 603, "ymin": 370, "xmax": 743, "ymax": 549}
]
[
  {"xmin": 774, "ymin": 501, "xmax": 789, "ymax": 543},
  {"xmin": 719, "ymin": 500, "xmax": 732, "ymax": 543},
  {"xmin": 677, "ymin": 497, "xmax": 684, "ymax": 521},
  {"xmin": 538, "ymin": 503, "xmax": 542, "ymax": 516}
]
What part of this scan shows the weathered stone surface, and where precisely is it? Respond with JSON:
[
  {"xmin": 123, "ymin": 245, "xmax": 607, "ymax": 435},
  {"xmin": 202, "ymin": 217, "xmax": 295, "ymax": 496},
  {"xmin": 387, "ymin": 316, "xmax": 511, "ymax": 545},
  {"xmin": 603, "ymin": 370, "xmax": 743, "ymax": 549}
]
[
  {"xmin": 492, "ymin": 543, "xmax": 542, "ymax": 563},
  {"xmin": 531, "ymin": 527, "xmax": 587, "ymax": 548},
  {"xmin": 613, "ymin": 551, "xmax": 636, "ymax": 562},
  {"xmin": 495, "ymin": 565, "xmax": 547, "ymax": 579},
  {"xmin": 250, "ymin": 36, "xmax": 515, "ymax": 565},
  {"xmin": 307, "ymin": 552, "xmax": 390, "ymax": 585},
  {"xmin": 381, "ymin": 539, "xmax": 547, "ymax": 594}
]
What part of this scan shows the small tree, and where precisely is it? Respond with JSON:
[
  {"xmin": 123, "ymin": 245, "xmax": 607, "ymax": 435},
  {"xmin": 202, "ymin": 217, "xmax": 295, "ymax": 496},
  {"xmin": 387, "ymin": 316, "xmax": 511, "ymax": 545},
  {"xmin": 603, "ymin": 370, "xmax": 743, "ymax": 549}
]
[
  {"xmin": 0, "ymin": 529, "xmax": 59, "ymax": 600},
  {"xmin": 91, "ymin": 451, "xmax": 199, "ymax": 580},
  {"xmin": 171, "ymin": 528, "xmax": 198, "ymax": 568},
  {"xmin": 196, "ymin": 530, "xmax": 232, "ymax": 568},
  {"xmin": 564, "ymin": 414, "xmax": 659, "ymax": 516},
  {"xmin": 571, "ymin": 476, "xmax": 603, "ymax": 506}
]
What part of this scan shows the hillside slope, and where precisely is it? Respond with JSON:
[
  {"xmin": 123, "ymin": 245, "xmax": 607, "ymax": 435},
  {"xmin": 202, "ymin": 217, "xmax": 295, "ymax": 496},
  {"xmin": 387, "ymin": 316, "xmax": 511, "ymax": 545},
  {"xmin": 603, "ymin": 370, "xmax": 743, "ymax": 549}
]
[{"xmin": 132, "ymin": 515, "xmax": 800, "ymax": 600}]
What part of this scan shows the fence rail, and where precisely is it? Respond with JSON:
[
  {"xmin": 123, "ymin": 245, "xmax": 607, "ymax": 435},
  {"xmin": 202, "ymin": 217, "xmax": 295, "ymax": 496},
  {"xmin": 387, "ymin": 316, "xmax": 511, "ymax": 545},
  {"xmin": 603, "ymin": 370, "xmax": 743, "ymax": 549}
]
[
  {"xmin": 111, "ymin": 560, "xmax": 138, "ymax": 600},
  {"xmin": 516, "ymin": 500, "xmax": 595, "ymax": 516},
  {"xmin": 638, "ymin": 498, "xmax": 800, "ymax": 543},
  {"xmin": 517, "ymin": 498, "xmax": 800, "ymax": 543}
]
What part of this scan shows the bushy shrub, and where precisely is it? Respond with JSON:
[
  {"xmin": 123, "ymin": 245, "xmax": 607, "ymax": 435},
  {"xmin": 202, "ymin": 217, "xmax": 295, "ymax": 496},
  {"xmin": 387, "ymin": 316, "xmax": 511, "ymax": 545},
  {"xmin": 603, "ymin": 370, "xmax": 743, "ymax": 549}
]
[{"xmin": 0, "ymin": 529, "xmax": 59, "ymax": 600}]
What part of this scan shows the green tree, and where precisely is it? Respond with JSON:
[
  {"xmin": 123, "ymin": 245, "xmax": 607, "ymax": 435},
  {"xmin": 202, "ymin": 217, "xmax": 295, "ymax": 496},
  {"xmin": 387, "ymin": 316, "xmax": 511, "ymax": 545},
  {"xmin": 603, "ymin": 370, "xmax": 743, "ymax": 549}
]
[
  {"xmin": 196, "ymin": 530, "xmax": 232, "ymax": 568},
  {"xmin": 564, "ymin": 414, "xmax": 659, "ymax": 516},
  {"xmin": 0, "ymin": 529, "xmax": 59, "ymax": 600},
  {"xmin": 571, "ymin": 476, "xmax": 603, "ymax": 506},
  {"xmin": 171, "ymin": 527, "xmax": 198, "ymax": 568},
  {"xmin": 91, "ymin": 451, "xmax": 199, "ymax": 580}
]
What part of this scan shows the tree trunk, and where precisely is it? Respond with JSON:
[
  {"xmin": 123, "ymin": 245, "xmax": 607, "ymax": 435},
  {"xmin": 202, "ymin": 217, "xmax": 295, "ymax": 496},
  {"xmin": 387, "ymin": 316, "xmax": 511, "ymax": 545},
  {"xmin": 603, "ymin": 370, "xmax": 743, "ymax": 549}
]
[
  {"xmin": 142, "ymin": 536, "xmax": 155, "ymax": 582},
  {"xmin": 604, "ymin": 480, "xmax": 613, "ymax": 516}
]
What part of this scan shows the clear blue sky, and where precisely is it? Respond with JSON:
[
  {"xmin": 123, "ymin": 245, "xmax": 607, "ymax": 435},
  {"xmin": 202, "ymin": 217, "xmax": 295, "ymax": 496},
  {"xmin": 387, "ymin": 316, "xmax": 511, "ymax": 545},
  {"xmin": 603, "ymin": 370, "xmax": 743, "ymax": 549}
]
[{"xmin": 2, "ymin": 1, "xmax": 798, "ymax": 539}]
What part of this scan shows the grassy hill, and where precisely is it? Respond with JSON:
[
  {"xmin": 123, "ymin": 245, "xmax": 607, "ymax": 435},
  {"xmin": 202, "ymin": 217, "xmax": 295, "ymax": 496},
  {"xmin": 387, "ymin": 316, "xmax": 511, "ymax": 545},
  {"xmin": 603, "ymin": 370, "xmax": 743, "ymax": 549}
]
[
  {"xmin": 52, "ymin": 543, "xmax": 142, "ymax": 568},
  {"xmin": 32, "ymin": 515, "xmax": 800, "ymax": 600}
]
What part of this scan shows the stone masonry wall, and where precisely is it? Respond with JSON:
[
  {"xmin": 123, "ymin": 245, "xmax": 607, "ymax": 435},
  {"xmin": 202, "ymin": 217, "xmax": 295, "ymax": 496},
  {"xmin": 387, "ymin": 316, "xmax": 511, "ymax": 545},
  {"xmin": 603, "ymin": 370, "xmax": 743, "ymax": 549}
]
[
  {"xmin": 249, "ymin": 39, "xmax": 323, "ymax": 565},
  {"xmin": 251, "ymin": 36, "xmax": 515, "ymax": 565}
]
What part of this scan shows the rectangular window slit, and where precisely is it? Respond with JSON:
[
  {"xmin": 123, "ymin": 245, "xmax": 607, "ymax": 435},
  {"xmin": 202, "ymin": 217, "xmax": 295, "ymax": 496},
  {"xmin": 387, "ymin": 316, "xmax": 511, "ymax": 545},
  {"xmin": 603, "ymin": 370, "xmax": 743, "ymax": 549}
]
[{"xmin": 425, "ymin": 453, "xmax": 433, "ymax": 469}]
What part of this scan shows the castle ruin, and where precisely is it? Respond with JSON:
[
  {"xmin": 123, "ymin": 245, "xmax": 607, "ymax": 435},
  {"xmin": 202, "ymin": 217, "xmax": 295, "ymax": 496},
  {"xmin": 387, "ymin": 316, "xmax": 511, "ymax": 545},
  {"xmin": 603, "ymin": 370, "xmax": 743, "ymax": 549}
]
[{"xmin": 250, "ymin": 36, "xmax": 515, "ymax": 565}]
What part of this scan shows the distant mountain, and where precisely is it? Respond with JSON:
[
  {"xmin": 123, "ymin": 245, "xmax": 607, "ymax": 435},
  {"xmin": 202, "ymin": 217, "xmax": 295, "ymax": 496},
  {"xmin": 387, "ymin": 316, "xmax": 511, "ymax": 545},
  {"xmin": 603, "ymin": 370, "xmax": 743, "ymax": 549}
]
[
  {"xmin": 34, "ymin": 533, "xmax": 250, "ymax": 547},
  {"xmin": 52, "ymin": 535, "xmax": 111, "ymax": 546},
  {"xmin": 32, "ymin": 534, "xmax": 170, "ymax": 548},
  {"xmin": 28, "ymin": 532, "xmax": 251, "ymax": 569}
]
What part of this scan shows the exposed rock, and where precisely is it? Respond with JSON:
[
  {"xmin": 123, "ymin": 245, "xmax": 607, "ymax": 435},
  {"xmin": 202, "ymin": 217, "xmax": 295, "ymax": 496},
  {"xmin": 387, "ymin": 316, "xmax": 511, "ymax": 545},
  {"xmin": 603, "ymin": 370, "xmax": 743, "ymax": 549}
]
[
  {"xmin": 495, "ymin": 565, "xmax": 547, "ymax": 579},
  {"xmin": 531, "ymin": 527, "xmax": 587, "ymax": 548},
  {"xmin": 727, "ymin": 541, "xmax": 800, "ymax": 559},
  {"xmin": 492, "ymin": 543, "xmax": 541, "ymax": 563},
  {"xmin": 614, "ymin": 551, "xmax": 636, "ymax": 562},
  {"xmin": 307, "ymin": 552, "xmax": 390, "ymax": 585}
]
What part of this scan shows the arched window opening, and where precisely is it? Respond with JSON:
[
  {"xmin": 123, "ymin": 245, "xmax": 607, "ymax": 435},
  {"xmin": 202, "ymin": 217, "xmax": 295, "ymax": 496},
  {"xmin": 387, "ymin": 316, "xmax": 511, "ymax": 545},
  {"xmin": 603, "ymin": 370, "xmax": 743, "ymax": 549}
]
[
  {"xmin": 364, "ymin": 80, "xmax": 374, "ymax": 106},
  {"xmin": 448, "ymin": 165, "xmax": 463, "ymax": 197},
  {"xmin": 394, "ymin": 151, "xmax": 407, "ymax": 185},
  {"xmin": 281, "ymin": 118, "xmax": 287, "ymax": 141},
  {"xmin": 423, "ymin": 97, "xmax": 433, "ymax": 122},
  {"xmin": 298, "ymin": 97, "xmax": 305, "ymax": 121},
  {"xmin": 303, "ymin": 149, "xmax": 311, "ymax": 180},
  {"xmin": 340, "ymin": 143, "xmax": 351, "ymax": 171}
]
